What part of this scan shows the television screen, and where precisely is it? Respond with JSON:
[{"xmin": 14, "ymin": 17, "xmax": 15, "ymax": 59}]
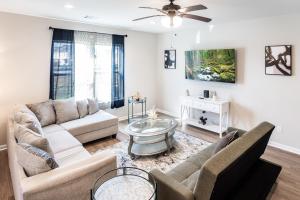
[{"xmin": 185, "ymin": 49, "xmax": 236, "ymax": 83}]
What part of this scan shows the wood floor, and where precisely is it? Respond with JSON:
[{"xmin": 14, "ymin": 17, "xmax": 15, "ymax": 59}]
[{"xmin": 1, "ymin": 115, "xmax": 300, "ymax": 200}]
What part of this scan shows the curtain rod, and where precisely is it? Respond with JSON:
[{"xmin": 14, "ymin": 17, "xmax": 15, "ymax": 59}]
[{"xmin": 49, "ymin": 26, "xmax": 128, "ymax": 37}]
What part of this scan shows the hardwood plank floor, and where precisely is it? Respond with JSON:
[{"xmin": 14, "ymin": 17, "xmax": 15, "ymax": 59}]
[
  {"xmin": 0, "ymin": 149, "xmax": 14, "ymax": 200},
  {"xmin": 1, "ymin": 114, "xmax": 299, "ymax": 200}
]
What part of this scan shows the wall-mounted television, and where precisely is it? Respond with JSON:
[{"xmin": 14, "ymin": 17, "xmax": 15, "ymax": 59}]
[{"xmin": 185, "ymin": 49, "xmax": 236, "ymax": 83}]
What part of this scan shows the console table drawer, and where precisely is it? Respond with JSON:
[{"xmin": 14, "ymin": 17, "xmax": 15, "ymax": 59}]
[
  {"xmin": 192, "ymin": 102, "xmax": 220, "ymax": 113},
  {"xmin": 209, "ymin": 104, "xmax": 220, "ymax": 113},
  {"xmin": 181, "ymin": 98, "xmax": 193, "ymax": 106},
  {"xmin": 192, "ymin": 101, "xmax": 205, "ymax": 110}
]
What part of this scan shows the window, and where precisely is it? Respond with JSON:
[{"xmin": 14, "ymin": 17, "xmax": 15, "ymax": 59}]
[
  {"xmin": 50, "ymin": 29, "xmax": 75, "ymax": 100},
  {"xmin": 74, "ymin": 32, "xmax": 112, "ymax": 102},
  {"xmin": 52, "ymin": 43, "xmax": 74, "ymax": 98},
  {"xmin": 50, "ymin": 28, "xmax": 125, "ymax": 108}
]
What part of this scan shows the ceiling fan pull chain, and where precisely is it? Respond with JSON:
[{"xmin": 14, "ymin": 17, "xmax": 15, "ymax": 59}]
[{"xmin": 170, "ymin": 33, "xmax": 177, "ymax": 49}]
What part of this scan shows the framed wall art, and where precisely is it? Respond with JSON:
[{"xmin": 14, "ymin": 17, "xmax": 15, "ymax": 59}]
[
  {"xmin": 164, "ymin": 50, "xmax": 176, "ymax": 69},
  {"xmin": 265, "ymin": 45, "xmax": 292, "ymax": 76}
]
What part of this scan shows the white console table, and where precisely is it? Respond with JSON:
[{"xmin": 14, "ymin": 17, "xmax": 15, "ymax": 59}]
[{"xmin": 180, "ymin": 96, "xmax": 230, "ymax": 138}]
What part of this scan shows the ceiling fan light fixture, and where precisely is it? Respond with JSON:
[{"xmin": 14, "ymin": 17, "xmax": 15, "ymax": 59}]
[{"xmin": 161, "ymin": 16, "xmax": 182, "ymax": 28}]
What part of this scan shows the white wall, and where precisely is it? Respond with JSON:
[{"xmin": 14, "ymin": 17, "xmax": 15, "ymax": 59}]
[
  {"xmin": 0, "ymin": 12, "xmax": 158, "ymax": 145},
  {"xmin": 156, "ymin": 14, "xmax": 300, "ymax": 151},
  {"xmin": 1, "ymin": 11, "xmax": 300, "ymax": 152}
]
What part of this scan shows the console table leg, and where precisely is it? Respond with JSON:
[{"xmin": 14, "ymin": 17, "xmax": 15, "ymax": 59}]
[{"xmin": 226, "ymin": 111, "xmax": 229, "ymax": 130}]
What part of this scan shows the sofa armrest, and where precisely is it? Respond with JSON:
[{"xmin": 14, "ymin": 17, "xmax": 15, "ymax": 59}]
[
  {"xmin": 150, "ymin": 169, "xmax": 194, "ymax": 200},
  {"xmin": 21, "ymin": 150, "xmax": 116, "ymax": 200}
]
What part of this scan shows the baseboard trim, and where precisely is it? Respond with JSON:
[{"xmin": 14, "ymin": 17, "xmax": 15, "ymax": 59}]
[
  {"xmin": 157, "ymin": 108, "xmax": 300, "ymax": 155},
  {"xmin": 124, "ymin": 108, "xmax": 300, "ymax": 155},
  {"xmin": 0, "ymin": 145, "xmax": 7, "ymax": 151},
  {"xmin": 118, "ymin": 110, "xmax": 151, "ymax": 122},
  {"xmin": 157, "ymin": 108, "xmax": 179, "ymax": 118},
  {"xmin": 268, "ymin": 141, "xmax": 300, "ymax": 155}
]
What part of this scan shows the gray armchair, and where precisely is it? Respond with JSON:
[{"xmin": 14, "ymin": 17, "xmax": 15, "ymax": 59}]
[{"xmin": 150, "ymin": 122, "xmax": 281, "ymax": 200}]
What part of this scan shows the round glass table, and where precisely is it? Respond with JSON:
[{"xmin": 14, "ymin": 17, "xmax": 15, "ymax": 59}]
[
  {"xmin": 125, "ymin": 118, "xmax": 178, "ymax": 158},
  {"xmin": 92, "ymin": 167, "xmax": 156, "ymax": 200}
]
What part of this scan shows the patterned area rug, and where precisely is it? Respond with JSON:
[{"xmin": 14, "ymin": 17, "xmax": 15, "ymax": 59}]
[{"xmin": 97, "ymin": 131, "xmax": 212, "ymax": 173}]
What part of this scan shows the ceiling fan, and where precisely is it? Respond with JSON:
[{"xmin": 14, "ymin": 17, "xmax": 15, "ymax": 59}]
[{"xmin": 133, "ymin": 0, "xmax": 211, "ymax": 27}]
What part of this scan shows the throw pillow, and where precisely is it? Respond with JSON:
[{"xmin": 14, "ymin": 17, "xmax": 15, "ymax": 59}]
[
  {"xmin": 28, "ymin": 100, "xmax": 56, "ymax": 127},
  {"xmin": 87, "ymin": 98, "xmax": 99, "ymax": 115},
  {"xmin": 14, "ymin": 111, "xmax": 43, "ymax": 135},
  {"xmin": 53, "ymin": 98, "xmax": 80, "ymax": 124},
  {"xmin": 14, "ymin": 123, "xmax": 49, "ymax": 152},
  {"xmin": 77, "ymin": 99, "xmax": 89, "ymax": 118},
  {"xmin": 16, "ymin": 143, "xmax": 58, "ymax": 176},
  {"xmin": 213, "ymin": 130, "xmax": 239, "ymax": 154}
]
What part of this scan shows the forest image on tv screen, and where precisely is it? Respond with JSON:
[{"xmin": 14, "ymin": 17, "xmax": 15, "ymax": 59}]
[{"xmin": 185, "ymin": 49, "xmax": 236, "ymax": 83}]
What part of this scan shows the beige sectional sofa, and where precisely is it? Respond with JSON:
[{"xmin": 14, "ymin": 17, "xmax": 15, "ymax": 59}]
[{"xmin": 7, "ymin": 103, "xmax": 119, "ymax": 200}]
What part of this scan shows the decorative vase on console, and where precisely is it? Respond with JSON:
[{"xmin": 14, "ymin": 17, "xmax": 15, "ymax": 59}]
[{"xmin": 212, "ymin": 91, "xmax": 217, "ymax": 101}]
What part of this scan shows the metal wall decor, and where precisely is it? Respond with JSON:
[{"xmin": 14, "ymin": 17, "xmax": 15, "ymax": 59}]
[{"xmin": 265, "ymin": 45, "xmax": 292, "ymax": 76}]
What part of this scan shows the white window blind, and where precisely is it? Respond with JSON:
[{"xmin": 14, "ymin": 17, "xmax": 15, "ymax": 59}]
[{"xmin": 74, "ymin": 31, "xmax": 112, "ymax": 102}]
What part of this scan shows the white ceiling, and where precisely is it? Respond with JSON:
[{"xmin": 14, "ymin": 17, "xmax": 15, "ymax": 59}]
[{"xmin": 0, "ymin": 0, "xmax": 299, "ymax": 33}]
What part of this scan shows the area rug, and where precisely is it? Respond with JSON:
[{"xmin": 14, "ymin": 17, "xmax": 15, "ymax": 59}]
[{"xmin": 96, "ymin": 131, "xmax": 212, "ymax": 173}]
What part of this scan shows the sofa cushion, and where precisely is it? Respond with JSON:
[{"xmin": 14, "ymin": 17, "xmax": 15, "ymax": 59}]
[
  {"xmin": 77, "ymin": 99, "xmax": 89, "ymax": 118},
  {"xmin": 166, "ymin": 143, "xmax": 216, "ymax": 183},
  {"xmin": 54, "ymin": 146, "xmax": 91, "ymax": 166},
  {"xmin": 45, "ymin": 130, "xmax": 82, "ymax": 154},
  {"xmin": 28, "ymin": 100, "xmax": 56, "ymax": 127},
  {"xmin": 14, "ymin": 110, "xmax": 43, "ymax": 135},
  {"xmin": 16, "ymin": 143, "xmax": 58, "ymax": 176},
  {"xmin": 14, "ymin": 124, "xmax": 49, "ymax": 152},
  {"xmin": 181, "ymin": 170, "xmax": 201, "ymax": 191},
  {"xmin": 193, "ymin": 122, "xmax": 275, "ymax": 200},
  {"xmin": 87, "ymin": 98, "xmax": 99, "ymax": 115},
  {"xmin": 60, "ymin": 111, "xmax": 118, "ymax": 136},
  {"xmin": 213, "ymin": 130, "xmax": 239, "ymax": 154},
  {"xmin": 53, "ymin": 98, "xmax": 80, "ymax": 124},
  {"xmin": 42, "ymin": 124, "xmax": 65, "ymax": 135}
]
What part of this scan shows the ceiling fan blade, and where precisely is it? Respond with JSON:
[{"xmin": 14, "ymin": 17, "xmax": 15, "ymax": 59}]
[
  {"xmin": 132, "ymin": 15, "xmax": 165, "ymax": 21},
  {"xmin": 139, "ymin": 6, "xmax": 166, "ymax": 13},
  {"xmin": 139, "ymin": 6, "xmax": 160, "ymax": 10},
  {"xmin": 181, "ymin": 14, "xmax": 211, "ymax": 22},
  {"xmin": 179, "ymin": 5, "xmax": 207, "ymax": 13}
]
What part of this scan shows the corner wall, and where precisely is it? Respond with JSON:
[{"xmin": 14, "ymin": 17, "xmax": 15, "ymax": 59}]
[
  {"xmin": 156, "ymin": 14, "xmax": 300, "ymax": 151},
  {"xmin": 0, "ymin": 12, "xmax": 158, "ymax": 144}
]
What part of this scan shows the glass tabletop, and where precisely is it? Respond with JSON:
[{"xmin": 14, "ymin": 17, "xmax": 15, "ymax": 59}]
[
  {"xmin": 128, "ymin": 97, "xmax": 147, "ymax": 103},
  {"xmin": 92, "ymin": 167, "xmax": 156, "ymax": 200},
  {"xmin": 94, "ymin": 175, "xmax": 154, "ymax": 200},
  {"xmin": 126, "ymin": 118, "xmax": 178, "ymax": 137}
]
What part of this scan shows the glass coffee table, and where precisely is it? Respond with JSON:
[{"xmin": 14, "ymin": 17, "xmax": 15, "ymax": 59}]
[{"xmin": 125, "ymin": 118, "xmax": 178, "ymax": 158}]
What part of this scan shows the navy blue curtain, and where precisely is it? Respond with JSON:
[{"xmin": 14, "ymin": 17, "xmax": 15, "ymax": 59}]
[
  {"xmin": 49, "ymin": 29, "xmax": 75, "ymax": 99},
  {"xmin": 111, "ymin": 35, "xmax": 125, "ymax": 109}
]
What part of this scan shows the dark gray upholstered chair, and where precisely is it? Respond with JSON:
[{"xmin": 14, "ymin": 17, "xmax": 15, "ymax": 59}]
[{"xmin": 150, "ymin": 122, "xmax": 282, "ymax": 200}]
